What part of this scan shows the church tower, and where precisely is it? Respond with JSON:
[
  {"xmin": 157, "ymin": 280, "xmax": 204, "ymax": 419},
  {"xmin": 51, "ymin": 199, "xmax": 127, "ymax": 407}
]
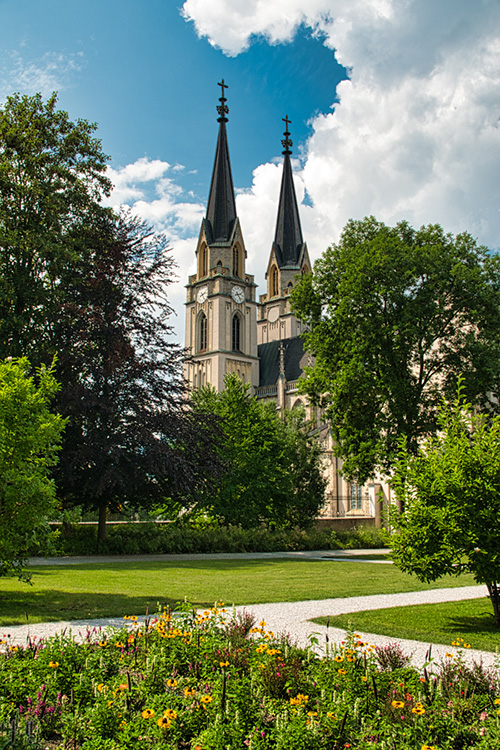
[
  {"xmin": 184, "ymin": 81, "xmax": 259, "ymax": 391},
  {"xmin": 257, "ymin": 117, "xmax": 311, "ymax": 345}
]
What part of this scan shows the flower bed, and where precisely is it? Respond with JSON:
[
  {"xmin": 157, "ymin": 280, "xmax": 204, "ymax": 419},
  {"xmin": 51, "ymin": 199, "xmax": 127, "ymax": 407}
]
[{"xmin": 0, "ymin": 605, "xmax": 499, "ymax": 749}]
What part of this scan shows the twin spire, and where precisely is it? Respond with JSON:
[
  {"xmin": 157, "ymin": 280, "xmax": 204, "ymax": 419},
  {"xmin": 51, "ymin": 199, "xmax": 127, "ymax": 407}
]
[{"xmin": 205, "ymin": 81, "xmax": 304, "ymax": 269}]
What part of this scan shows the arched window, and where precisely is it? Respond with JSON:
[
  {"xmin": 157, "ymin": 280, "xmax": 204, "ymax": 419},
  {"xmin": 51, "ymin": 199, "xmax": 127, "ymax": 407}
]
[
  {"xmin": 271, "ymin": 265, "xmax": 279, "ymax": 297},
  {"xmin": 232, "ymin": 314, "xmax": 241, "ymax": 352},
  {"xmin": 199, "ymin": 313, "xmax": 207, "ymax": 352},
  {"xmin": 201, "ymin": 245, "xmax": 208, "ymax": 277},
  {"xmin": 233, "ymin": 246, "xmax": 240, "ymax": 277}
]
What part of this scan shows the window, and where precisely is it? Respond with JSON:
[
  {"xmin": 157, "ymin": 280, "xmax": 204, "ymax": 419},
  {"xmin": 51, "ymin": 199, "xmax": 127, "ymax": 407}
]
[
  {"xmin": 199, "ymin": 313, "xmax": 207, "ymax": 351},
  {"xmin": 350, "ymin": 484, "xmax": 363, "ymax": 511},
  {"xmin": 232, "ymin": 314, "xmax": 241, "ymax": 351},
  {"xmin": 233, "ymin": 246, "xmax": 240, "ymax": 277},
  {"xmin": 201, "ymin": 245, "xmax": 208, "ymax": 277},
  {"xmin": 271, "ymin": 265, "xmax": 279, "ymax": 297}
]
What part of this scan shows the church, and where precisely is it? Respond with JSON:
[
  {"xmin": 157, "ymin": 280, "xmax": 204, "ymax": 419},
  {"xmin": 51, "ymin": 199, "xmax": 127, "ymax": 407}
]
[{"xmin": 183, "ymin": 82, "xmax": 385, "ymax": 526}]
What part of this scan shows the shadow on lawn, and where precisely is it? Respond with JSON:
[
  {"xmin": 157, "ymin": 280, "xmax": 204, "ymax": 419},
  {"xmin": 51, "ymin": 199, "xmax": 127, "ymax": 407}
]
[
  {"xmin": 0, "ymin": 586, "xmax": 216, "ymax": 626},
  {"xmin": 446, "ymin": 612, "xmax": 499, "ymax": 637}
]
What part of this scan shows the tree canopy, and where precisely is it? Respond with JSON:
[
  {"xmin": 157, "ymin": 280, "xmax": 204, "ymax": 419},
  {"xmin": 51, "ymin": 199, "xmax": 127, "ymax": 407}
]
[
  {"xmin": 52, "ymin": 212, "xmax": 220, "ymax": 544},
  {"xmin": 292, "ymin": 216, "xmax": 500, "ymax": 481},
  {"xmin": 390, "ymin": 386, "xmax": 500, "ymax": 626},
  {"xmin": 0, "ymin": 357, "xmax": 65, "ymax": 579},
  {"xmin": 0, "ymin": 91, "xmax": 111, "ymax": 362},
  {"xmin": 191, "ymin": 375, "xmax": 325, "ymax": 528}
]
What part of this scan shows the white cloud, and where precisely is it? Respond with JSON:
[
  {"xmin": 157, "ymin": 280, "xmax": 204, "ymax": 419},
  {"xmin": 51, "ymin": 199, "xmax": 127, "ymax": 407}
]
[
  {"xmin": 182, "ymin": 0, "xmax": 500, "ymax": 255},
  {"xmin": 0, "ymin": 50, "xmax": 85, "ymax": 100}
]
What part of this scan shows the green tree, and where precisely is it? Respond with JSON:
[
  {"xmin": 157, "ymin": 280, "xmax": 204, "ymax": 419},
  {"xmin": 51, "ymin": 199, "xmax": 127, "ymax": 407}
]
[
  {"xmin": 0, "ymin": 357, "xmax": 65, "ymax": 579},
  {"xmin": 292, "ymin": 216, "xmax": 500, "ymax": 481},
  {"xmin": 191, "ymin": 374, "xmax": 325, "ymax": 528},
  {"xmin": 390, "ymin": 386, "xmax": 500, "ymax": 626},
  {"xmin": 0, "ymin": 91, "xmax": 111, "ymax": 362}
]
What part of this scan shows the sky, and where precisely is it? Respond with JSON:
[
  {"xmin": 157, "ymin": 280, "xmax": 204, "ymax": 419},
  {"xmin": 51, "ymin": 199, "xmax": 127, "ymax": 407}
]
[{"xmin": 1, "ymin": 0, "xmax": 499, "ymax": 344}]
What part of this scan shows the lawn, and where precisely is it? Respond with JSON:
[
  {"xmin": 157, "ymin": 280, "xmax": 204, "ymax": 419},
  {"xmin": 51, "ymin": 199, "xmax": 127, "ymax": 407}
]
[
  {"xmin": 0, "ymin": 558, "xmax": 477, "ymax": 626},
  {"xmin": 312, "ymin": 596, "xmax": 500, "ymax": 653}
]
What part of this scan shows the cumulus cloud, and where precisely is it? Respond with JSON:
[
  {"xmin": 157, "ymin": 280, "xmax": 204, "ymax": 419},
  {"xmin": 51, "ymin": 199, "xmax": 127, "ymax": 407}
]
[
  {"xmin": 106, "ymin": 157, "xmax": 205, "ymax": 240},
  {"xmin": 182, "ymin": 0, "xmax": 500, "ymax": 254}
]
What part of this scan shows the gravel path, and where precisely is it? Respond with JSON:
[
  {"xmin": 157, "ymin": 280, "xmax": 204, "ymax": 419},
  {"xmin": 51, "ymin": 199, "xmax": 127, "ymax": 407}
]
[{"xmin": 2, "ymin": 584, "xmax": 495, "ymax": 670}]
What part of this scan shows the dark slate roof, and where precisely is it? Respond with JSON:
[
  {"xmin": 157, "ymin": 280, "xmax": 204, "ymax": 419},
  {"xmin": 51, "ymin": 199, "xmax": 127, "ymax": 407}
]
[
  {"xmin": 273, "ymin": 152, "xmax": 304, "ymax": 268},
  {"xmin": 205, "ymin": 119, "xmax": 237, "ymax": 244},
  {"xmin": 258, "ymin": 336, "xmax": 306, "ymax": 387}
]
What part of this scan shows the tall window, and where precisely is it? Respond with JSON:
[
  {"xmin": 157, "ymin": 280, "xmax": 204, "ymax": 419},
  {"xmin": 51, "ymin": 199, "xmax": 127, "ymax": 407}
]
[
  {"xmin": 271, "ymin": 265, "xmax": 279, "ymax": 297},
  {"xmin": 350, "ymin": 484, "xmax": 363, "ymax": 511},
  {"xmin": 201, "ymin": 246, "xmax": 208, "ymax": 277},
  {"xmin": 199, "ymin": 313, "xmax": 207, "ymax": 352},
  {"xmin": 232, "ymin": 314, "xmax": 241, "ymax": 352},
  {"xmin": 233, "ymin": 246, "xmax": 240, "ymax": 277}
]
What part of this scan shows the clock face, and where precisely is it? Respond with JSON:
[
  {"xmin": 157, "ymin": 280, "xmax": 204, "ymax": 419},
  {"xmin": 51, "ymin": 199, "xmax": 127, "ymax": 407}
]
[
  {"xmin": 196, "ymin": 285, "xmax": 208, "ymax": 304},
  {"xmin": 231, "ymin": 286, "xmax": 245, "ymax": 304}
]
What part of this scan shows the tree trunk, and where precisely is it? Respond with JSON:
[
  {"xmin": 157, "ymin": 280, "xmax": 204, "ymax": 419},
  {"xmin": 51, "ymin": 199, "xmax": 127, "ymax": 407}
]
[
  {"xmin": 97, "ymin": 503, "xmax": 107, "ymax": 550},
  {"xmin": 486, "ymin": 582, "xmax": 500, "ymax": 627}
]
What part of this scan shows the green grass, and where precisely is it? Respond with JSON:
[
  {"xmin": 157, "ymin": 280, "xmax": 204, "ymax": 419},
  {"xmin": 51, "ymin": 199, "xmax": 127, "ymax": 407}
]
[
  {"xmin": 312, "ymin": 597, "xmax": 500, "ymax": 653},
  {"xmin": 0, "ymin": 559, "xmax": 477, "ymax": 626}
]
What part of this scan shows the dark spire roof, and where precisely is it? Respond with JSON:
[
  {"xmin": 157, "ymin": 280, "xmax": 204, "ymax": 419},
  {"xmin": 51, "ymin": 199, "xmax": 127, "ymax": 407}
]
[
  {"xmin": 205, "ymin": 80, "xmax": 237, "ymax": 244},
  {"xmin": 273, "ymin": 116, "xmax": 304, "ymax": 268}
]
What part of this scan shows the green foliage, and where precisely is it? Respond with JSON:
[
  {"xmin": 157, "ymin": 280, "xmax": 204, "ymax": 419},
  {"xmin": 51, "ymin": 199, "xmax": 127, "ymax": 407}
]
[
  {"xmin": 292, "ymin": 216, "xmax": 500, "ymax": 481},
  {"xmin": 45, "ymin": 521, "xmax": 386, "ymax": 556},
  {"xmin": 390, "ymin": 384, "xmax": 500, "ymax": 625},
  {"xmin": 0, "ymin": 92, "xmax": 111, "ymax": 362},
  {"xmin": 191, "ymin": 374, "xmax": 326, "ymax": 528},
  {"xmin": 0, "ymin": 614, "xmax": 499, "ymax": 749},
  {"xmin": 0, "ymin": 357, "xmax": 65, "ymax": 579}
]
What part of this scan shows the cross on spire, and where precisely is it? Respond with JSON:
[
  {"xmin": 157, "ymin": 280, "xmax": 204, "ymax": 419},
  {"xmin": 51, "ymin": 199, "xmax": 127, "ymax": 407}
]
[
  {"xmin": 281, "ymin": 115, "xmax": 293, "ymax": 155},
  {"xmin": 217, "ymin": 79, "xmax": 229, "ymax": 122}
]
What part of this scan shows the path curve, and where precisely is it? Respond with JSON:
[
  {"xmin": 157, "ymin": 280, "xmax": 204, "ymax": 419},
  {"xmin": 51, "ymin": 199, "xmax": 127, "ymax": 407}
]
[{"xmin": 2, "ymin": 585, "xmax": 494, "ymax": 669}]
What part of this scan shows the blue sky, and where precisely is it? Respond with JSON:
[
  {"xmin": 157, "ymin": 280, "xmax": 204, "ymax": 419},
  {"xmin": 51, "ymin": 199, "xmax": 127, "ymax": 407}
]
[{"xmin": 1, "ymin": 0, "xmax": 499, "ymax": 342}]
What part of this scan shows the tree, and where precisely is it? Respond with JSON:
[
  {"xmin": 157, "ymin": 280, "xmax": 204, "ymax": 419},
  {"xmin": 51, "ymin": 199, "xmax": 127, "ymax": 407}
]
[
  {"xmin": 191, "ymin": 374, "xmax": 325, "ymax": 528},
  {"xmin": 0, "ymin": 357, "xmax": 65, "ymax": 579},
  {"xmin": 0, "ymin": 92, "xmax": 111, "ymax": 363},
  {"xmin": 52, "ymin": 212, "xmax": 220, "ymax": 545},
  {"xmin": 292, "ymin": 217, "xmax": 500, "ymax": 481},
  {"xmin": 390, "ymin": 386, "xmax": 500, "ymax": 626}
]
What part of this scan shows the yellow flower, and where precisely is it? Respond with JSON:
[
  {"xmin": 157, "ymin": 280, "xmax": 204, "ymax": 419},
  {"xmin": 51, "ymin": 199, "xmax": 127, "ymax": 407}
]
[
  {"xmin": 327, "ymin": 712, "xmax": 336, "ymax": 719},
  {"xmin": 184, "ymin": 687, "xmax": 195, "ymax": 698},
  {"xmin": 219, "ymin": 661, "xmax": 229, "ymax": 667},
  {"xmin": 338, "ymin": 669, "xmax": 347, "ymax": 675},
  {"xmin": 391, "ymin": 701, "xmax": 405, "ymax": 709},
  {"xmin": 334, "ymin": 655, "xmax": 344, "ymax": 663},
  {"xmin": 99, "ymin": 641, "xmax": 108, "ymax": 647},
  {"xmin": 259, "ymin": 620, "xmax": 267, "ymax": 627},
  {"xmin": 142, "ymin": 708, "xmax": 155, "ymax": 719},
  {"xmin": 463, "ymin": 643, "xmax": 471, "ymax": 648},
  {"xmin": 200, "ymin": 695, "xmax": 213, "ymax": 704},
  {"xmin": 290, "ymin": 694, "xmax": 309, "ymax": 706},
  {"xmin": 307, "ymin": 711, "xmax": 318, "ymax": 717},
  {"xmin": 115, "ymin": 641, "xmax": 124, "ymax": 649},
  {"xmin": 166, "ymin": 679, "xmax": 178, "ymax": 688},
  {"xmin": 412, "ymin": 706, "xmax": 426, "ymax": 715},
  {"xmin": 361, "ymin": 676, "xmax": 368, "ymax": 682},
  {"xmin": 157, "ymin": 716, "xmax": 171, "ymax": 729},
  {"xmin": 97, "ymin": 683, "xmax": 104, "ymax": 693},
  {"xmin": 163, "ymin": 709, "xmax": 177, "ymax": 720},
  {"xmin": 445, "ymin": 653, "xmax": 455, "ymax": 658},
  {"xmin": 494, "ymin": 698, "xmax": 500, "ymax": 705},
  {"xmin": 130, "ymin": 615, "xmax": 138, "ymax": 622},
  {"xmin": 48, "ymin": 661, "xmax": 59, "ymax": 668}
]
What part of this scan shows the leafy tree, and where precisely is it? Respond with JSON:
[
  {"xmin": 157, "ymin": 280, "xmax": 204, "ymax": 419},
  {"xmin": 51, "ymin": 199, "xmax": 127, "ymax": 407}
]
[
  {"xmin": 390, "ymin": 386, "xmax": 500, "ymax": 626},
  {"xmin": 191, "ymin": 374, "xmax": 325, "ymax": 528},
  {"xmin": 0, "ymin": 91, "xmax": 111, "ymax": 362},
  {"xmin": 52, "ymin": 212, "xmax": 220, "ymax": 545},
  {"xmin": 292, "ymin": 216, "xmax": 500, "ymax": 481},
  {"xmin": 0, "ymin": 357, "xmax": 65, "ymax": 579}
]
